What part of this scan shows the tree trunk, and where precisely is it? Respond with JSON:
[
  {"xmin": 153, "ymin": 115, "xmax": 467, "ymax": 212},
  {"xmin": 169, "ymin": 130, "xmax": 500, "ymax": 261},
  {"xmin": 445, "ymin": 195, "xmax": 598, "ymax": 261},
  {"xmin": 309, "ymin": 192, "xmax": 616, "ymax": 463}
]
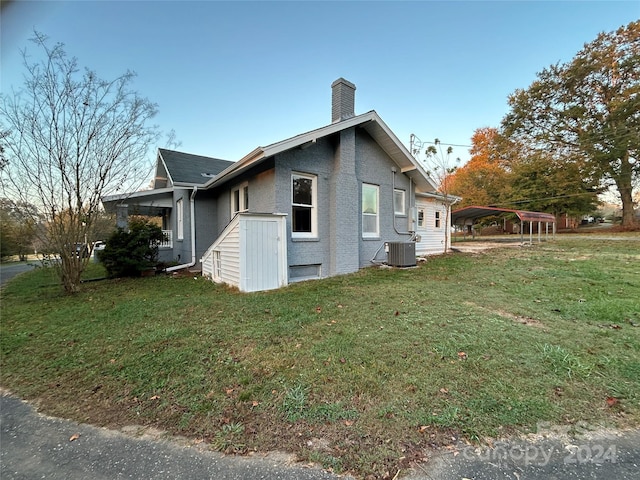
[{"xmin": 619, "ymin": 185, "xmax": 636, "ymax": 227}]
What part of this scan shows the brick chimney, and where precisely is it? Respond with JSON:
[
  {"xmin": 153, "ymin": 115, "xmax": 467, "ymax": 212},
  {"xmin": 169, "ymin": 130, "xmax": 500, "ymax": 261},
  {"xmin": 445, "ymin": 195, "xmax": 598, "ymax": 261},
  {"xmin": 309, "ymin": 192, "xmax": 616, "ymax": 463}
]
[{"xmin": 331, "ymin": 78, "xmax": 356, "ymax": 123}]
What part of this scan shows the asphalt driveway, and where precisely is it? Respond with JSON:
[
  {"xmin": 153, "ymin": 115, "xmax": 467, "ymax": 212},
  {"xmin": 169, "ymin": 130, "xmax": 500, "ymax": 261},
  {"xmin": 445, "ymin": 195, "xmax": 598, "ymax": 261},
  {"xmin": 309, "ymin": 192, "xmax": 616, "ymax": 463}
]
[
  {"xmin": 2, "ymin": 391, "xmax": 639, "ymax": 480},
  {"xmin": 0, "ymin": 262, "xmax": 36, "ymax": 286}
]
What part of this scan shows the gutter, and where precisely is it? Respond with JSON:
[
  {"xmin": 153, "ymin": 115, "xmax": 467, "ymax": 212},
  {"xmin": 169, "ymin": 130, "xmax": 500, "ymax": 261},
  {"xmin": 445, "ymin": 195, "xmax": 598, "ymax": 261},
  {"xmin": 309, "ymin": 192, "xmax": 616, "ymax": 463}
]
[{"xmin": 165, "ymin": 186, "xmax": 198, "ymax": 273}]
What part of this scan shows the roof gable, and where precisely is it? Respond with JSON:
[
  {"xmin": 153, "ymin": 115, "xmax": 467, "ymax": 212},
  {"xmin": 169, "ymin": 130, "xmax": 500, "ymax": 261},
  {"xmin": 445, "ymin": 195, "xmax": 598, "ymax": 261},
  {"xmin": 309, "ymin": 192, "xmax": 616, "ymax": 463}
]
[
  {"xmin": 158, "ymin": 148, "xmax": 234, "ymax": 186},
  {"xmin": 204, "ymin": 111, "xmax": 438, "ymax": 193}
]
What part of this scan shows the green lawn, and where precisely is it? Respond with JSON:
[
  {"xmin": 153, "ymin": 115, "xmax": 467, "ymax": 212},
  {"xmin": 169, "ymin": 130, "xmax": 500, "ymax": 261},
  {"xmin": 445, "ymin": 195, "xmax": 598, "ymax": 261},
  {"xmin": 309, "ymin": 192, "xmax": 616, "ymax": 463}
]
[{"xmin": 2, "ymin": 234, "xmax": 639, "ymax": 478}]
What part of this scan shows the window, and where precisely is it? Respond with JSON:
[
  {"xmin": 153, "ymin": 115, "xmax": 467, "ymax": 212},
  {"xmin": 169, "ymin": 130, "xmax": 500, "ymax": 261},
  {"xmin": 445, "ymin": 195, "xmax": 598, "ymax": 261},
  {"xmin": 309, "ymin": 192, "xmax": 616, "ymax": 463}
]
[
  {"xmin": 435, "ymin": 210, "xmax": 441, "ymax": 228},
  {"xmin": 292, "ymin": 173, "xmax": 317, "ymax": 238},
  {"xmin": 362, "ymin": 183, "xmax": 379, "ymax": 237},
  {"xmin": 418, "ymin": 209, "xmax": 425, "ymax": 228},
  {"xmin": 176, "ymin": 198, "xmax": 184, "ymax": 240},
  {"xmin": 213, "ymin": 250, "xmax": 221, "ymax": 279},
  {"xmin": 394, "ymin": 189, "xmax": 405, "ymax": 215},
  {"xmin": 231, "ymin": 182, "xmax": 249, "ymax": 216}
]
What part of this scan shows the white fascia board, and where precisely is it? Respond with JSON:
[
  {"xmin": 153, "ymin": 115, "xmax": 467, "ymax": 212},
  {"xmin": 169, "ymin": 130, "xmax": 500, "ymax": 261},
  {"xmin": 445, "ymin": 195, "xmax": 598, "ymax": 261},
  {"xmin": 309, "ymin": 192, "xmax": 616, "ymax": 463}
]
[
  {"xmin": 203, "ymin": 112, "xmax": 378, "ymax": 190},
  {"xmin": 157, "ymin": 149, "xmax": 175, "ymax": 186},
  {"xmin": 203, "ymin": 147, "xmax": 265, "ymax": 189},
  {"xmin": 102, "ymin": 187, "xmax": 175, "ymax": 203},
  {"xmin": 416, "ymin": 191, "xmax": 462, "ymax": 204}
]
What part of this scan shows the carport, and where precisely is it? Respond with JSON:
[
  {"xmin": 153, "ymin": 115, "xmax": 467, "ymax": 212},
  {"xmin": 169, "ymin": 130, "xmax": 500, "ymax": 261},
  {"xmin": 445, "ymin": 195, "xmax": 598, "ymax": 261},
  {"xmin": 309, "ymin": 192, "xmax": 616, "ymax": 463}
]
[{"xmin": 451, "ymin": 206, "xmax": 556, "ymax": 244}]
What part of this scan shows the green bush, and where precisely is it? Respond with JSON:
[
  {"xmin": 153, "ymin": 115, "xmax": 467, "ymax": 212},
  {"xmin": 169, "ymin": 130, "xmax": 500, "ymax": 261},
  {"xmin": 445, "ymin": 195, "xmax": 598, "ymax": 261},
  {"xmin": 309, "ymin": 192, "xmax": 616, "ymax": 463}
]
[{"xmin": 98, "ymin": 219, "xmax": 164, "ymax": 278}]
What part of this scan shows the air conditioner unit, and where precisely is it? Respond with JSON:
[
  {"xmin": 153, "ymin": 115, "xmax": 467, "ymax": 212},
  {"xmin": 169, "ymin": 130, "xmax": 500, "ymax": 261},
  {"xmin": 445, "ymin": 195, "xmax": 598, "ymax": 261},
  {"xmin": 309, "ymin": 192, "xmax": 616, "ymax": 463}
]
[{"xmin": 386, "ymin": 242, "xmax": 416, "ymax": 267}]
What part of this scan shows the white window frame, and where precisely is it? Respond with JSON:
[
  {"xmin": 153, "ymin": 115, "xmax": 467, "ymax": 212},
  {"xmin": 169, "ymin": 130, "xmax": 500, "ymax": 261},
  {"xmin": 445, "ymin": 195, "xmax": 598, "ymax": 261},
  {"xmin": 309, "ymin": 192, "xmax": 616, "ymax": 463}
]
[
  {"xmin": 435, "ymin": 210, "xmax": 441, "ymax": 229},
  {"xmin": 362, "ymin": 183, "xmax": 379, "ymax": 238},
  {"xmin": 291, "ymin": 173, "xmax": 317, "ymax": 239},
  {"xmin": 176, "ymin": 198, "xmax": 184, "ymax": 240},
  {"xmin": 394, "ymin": 189, "xmax": 405, "ymax": 216},
  {"xmin": 231, "ymin": 182, "xmax": 249, "ymax": 217},
  {"xmin": 213, "ymin": 250, "xmax": 221, "ymax": 280},
  {"xmin": 417, "ymin": 208, "xmax": 425, "ymax": 228}
]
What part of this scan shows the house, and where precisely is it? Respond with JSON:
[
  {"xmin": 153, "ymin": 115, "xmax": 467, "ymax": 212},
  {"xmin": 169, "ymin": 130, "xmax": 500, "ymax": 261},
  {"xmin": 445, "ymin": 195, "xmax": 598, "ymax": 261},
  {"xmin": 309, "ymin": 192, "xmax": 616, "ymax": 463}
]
[{"xmin": 102, "ymin": 79, "xmax": 455, "ymax": 292}]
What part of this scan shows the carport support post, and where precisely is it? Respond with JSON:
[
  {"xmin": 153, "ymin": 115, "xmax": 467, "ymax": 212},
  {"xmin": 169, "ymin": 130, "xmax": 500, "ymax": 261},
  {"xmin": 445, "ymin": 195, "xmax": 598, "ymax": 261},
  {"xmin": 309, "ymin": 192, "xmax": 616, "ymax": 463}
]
[
  {"xmin": 529, "ymin": 221, "xmax": 533, "ymax": 245},
  {"xmin": 538, "ymin": 221, "xmax": 541, "ymax": 243}
]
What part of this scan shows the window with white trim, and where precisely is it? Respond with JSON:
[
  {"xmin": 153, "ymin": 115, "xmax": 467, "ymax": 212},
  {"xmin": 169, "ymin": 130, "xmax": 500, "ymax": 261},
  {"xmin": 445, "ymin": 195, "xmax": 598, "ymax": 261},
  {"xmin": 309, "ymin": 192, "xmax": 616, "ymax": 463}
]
[
  {"xmin": 362, "ymin": 183, "xmax": 379, "ymax": 238},
  {"xmin": 394, "ymin": 189, "xmax": 405, "ymax": 215},
  {"xmin": 231, "ymin": 182, "xmax": 249, "ymax": 216},
  {"xmin": 418, "ymin": 209, "xmax": 425, "ymax": 228},
  {"xmin": 435, "ymin": 210, "xmax": 441, "ymax": 228},
  {"xmin": 176, "ymin": 198, "xmax": 184, "ymax": 240},
  {"xmin": 213, "ymin": 250, "xmax": 221, "ymax": 279},
  {"xmin": 292, "ymin": 173, "xmax": 317, "ymax": 238}
]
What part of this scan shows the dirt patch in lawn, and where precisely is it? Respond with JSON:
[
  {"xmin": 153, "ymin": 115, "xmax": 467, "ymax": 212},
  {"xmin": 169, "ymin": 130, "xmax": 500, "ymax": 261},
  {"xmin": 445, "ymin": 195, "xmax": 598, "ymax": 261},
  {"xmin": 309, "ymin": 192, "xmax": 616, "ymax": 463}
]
[{"xmin": 465, "ymin": 301, "xmax": 546, "ymax": 329}]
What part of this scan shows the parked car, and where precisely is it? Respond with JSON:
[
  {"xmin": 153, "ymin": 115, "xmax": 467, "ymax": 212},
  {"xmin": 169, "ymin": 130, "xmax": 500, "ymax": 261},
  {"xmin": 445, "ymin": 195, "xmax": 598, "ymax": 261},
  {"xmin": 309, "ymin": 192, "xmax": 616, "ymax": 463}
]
[{"xmin": 72, "ymin": 243, "xmax": 90, "ymax": 258}]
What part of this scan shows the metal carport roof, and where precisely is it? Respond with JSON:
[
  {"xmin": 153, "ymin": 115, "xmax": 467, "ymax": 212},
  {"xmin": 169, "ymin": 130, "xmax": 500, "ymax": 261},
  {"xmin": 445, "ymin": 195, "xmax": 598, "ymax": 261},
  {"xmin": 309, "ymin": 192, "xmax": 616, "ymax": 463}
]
[{"xmin": 451, "ymin": 206, "xmax": 556, "ymax": 225}]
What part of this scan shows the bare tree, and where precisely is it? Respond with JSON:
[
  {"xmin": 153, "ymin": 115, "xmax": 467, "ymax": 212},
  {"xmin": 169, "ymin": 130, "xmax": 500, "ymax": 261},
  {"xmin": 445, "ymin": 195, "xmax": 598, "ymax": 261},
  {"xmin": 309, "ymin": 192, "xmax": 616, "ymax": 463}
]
[
  {"xmin": 0, "ymin": 32, "xmax": 158, "ymax": 292},
  {"xmin": 411, "ymin": 136, "xmax": 460, "ymax": 252}
]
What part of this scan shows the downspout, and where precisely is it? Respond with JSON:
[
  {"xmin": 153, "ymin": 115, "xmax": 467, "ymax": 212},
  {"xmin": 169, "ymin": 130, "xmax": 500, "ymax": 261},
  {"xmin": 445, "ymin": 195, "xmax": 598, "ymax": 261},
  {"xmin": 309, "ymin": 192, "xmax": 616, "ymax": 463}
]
[
  {"xmin": 165, "ymin": 186, "xmax": 198, "ymax": 273},
  {"xmin": 392, "ymin": 168, "xmax": 416, "ymax": 239}
]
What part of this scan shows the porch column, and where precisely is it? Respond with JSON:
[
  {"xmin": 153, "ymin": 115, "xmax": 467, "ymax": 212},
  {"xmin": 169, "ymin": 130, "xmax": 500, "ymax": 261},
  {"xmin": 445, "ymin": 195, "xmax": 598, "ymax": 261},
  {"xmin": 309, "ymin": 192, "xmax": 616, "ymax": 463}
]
[{"xmin": 116, "ymin": 204, "xmax": 129, "ymax": 230}]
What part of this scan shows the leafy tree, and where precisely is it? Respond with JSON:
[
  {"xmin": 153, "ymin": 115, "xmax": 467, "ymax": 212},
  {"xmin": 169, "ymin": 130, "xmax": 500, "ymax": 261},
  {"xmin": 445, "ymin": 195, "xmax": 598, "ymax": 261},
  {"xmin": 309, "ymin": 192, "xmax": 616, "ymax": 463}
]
[
  {"xmin": 447, "ymin": 128, "xmax": 510, "ymax": 208},
  {"xmin": 506, "ymin": 153, "xmax": 600, "ymax": 216},
  {"xmin": 99, "ymin": 219, "xmax": 164, "ymax": 278},
  {"xmin": 501, "ymin": 20, "xmax": 639, "ymax": 226},
  {"xmin": 0, "ymin": 198, "xmax": 41, "ymax": 260},
  {"xmin": 0, "ymin": 32, "xmax": 158, "ymax": 292}
]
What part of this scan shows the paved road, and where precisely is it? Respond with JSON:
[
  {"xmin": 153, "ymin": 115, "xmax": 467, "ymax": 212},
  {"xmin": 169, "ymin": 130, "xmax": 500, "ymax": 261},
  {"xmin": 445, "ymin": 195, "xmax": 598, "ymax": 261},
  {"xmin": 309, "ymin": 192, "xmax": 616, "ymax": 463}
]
[
  {"xmin": 2, "ymin": 392, "xmax": 639, "ymax": 480},
  {"xmin": 0, "ymin": 262, "xmax": 36, "ymax": 286},
  {"xmin": 0, "ymin": 393, "xmax": 343, "ymax": 480}
]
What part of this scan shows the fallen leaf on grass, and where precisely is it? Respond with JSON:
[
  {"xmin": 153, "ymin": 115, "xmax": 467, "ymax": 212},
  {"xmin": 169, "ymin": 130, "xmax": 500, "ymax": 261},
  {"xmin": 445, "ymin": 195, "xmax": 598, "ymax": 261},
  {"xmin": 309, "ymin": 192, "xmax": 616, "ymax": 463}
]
[
  {"xmin": 457, "ymin": 352, "xmax": 468, "ymax": 360},
  {"xmin": 69, "ymin": 434, "xmax": 80, "ymax": 442},
  {"xmin": 439, "ymin": 388, "xmax": 449, "ymax": 394},
  {"xmin": 344, "ymin": 420, "xmax": 354, "ymax": 426},
  {"xmin": 149, "ymin": 395, "xmax": 160, "ymax": 400},
  {"xmin": 315, "ymin": 306, "xmax": 322, "ymax": 313},
  {"xmin": 606, "ymin": 397, "xmax": 619, "ymax": 407}
]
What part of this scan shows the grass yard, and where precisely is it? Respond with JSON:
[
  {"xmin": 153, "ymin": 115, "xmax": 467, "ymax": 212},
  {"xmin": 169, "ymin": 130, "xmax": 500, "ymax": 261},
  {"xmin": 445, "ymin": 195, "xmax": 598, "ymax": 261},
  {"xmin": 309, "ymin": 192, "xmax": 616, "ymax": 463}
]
[{"xmin": 1, "ymin": 234, "xmax": 639, "ymax": 478}]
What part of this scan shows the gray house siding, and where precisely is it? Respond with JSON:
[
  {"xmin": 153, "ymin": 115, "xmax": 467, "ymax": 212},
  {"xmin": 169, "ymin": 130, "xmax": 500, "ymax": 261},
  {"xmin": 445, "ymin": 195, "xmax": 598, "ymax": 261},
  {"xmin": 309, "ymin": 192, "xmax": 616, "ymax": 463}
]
[
  {"xmin": 271, "ymin": 136, "xmax": 333, "ymax": 280},
  {"xmin": 355, "ymin": 130, "xmax": 413, "ymax": 267},
  {"xmin": 194, "ymin": 191, "xmax": 219, "ymax": 262},
  {"xmin": 213, "ymin": 162, "xmax": 277, "ymax": 236},
  {"xmin": 264, "ymin": 127, "xmax": 416, "ymax": 280},
  {"xmin": 173, "ymin": 189, "xmax": 191, "ymax": 264}
]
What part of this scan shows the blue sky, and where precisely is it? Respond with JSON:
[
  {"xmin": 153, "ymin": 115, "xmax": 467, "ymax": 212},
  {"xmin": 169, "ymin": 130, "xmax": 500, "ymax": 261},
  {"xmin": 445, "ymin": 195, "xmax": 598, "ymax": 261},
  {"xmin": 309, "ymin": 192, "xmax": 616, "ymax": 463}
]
[{"xmin": 2, "ymin": 1, "xmax": 638, "ymax": 168}]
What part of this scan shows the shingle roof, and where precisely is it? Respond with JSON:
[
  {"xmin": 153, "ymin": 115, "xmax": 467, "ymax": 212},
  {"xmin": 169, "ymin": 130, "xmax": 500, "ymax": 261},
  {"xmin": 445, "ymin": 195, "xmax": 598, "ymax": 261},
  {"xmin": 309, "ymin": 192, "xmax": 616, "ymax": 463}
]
[{"xmin": 159, "ymin": 148, "xmax": 234, "ymax": 186}]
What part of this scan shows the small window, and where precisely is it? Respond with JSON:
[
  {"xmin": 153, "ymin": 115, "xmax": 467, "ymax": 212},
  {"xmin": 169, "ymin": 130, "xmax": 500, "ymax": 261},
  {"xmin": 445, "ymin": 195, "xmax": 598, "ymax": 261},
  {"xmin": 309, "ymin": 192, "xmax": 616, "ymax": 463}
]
[
  {"xmin": 176, "ymin": 198, "xmax": 184, "ymax": 240},
  {"xmin": 362, "ymin": 183, "xmax": 379, "ymax": 238},
  {"xmin": 435, "ymin": 210, "xmax": 441, "ymax": 228},
  {"xmin": 231, "ymin": 182, "xmax": 249, "ymax": 216},
  {"xmin": 394, "ymin": 189, "xmax": 405, "ymax": 215},
  {"xmin": 418, "ymin": 209, "xmax": 425, "ymax": 228},
  {"xmin": 213, "ymin": 250, "xmax": 221, "ymax": 279},
  {"xmin": 292, "ymin": 173, "xmax": 317, "ymax": 238}
]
